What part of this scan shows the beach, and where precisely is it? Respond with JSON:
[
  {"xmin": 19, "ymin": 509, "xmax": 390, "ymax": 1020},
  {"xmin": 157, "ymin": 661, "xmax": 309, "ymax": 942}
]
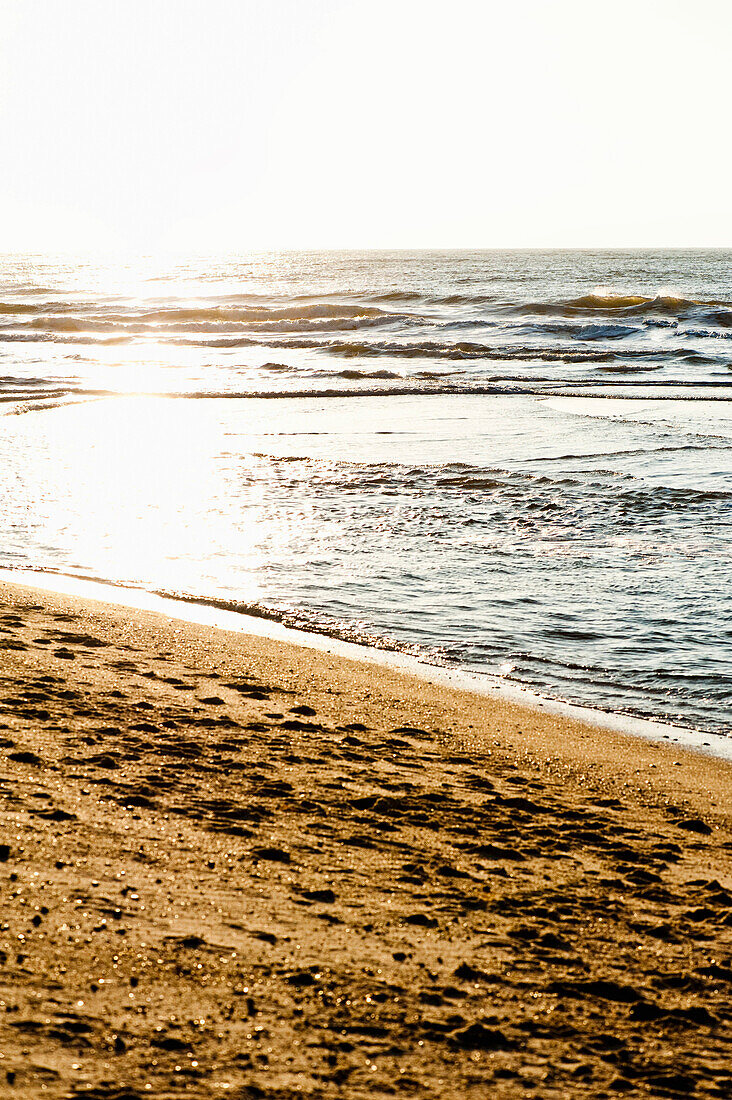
[
  {"xmin": 1, "ymin": 578, "xmax": 731, "ymax": 1099},
  {"xmin": 3, "ymin": 0, "xmax": 732, "ymax": 1089}
]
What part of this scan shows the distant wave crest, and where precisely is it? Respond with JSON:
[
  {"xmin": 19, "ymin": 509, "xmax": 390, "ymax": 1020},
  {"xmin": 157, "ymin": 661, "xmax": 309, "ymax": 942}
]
[{"xmin": 516, "ymin": 293, "xmax": 732, "ymax": 324}]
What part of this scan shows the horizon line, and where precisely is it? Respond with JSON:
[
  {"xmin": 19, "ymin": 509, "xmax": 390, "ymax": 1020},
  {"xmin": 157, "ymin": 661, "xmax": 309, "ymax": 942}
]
[{"xmin": 2, "ymin": 244, "xmax": 732, "ymax": 259}]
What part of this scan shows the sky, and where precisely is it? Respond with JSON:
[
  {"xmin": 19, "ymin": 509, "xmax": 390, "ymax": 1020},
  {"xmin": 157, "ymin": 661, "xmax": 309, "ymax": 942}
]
[{"xmin": 1, "ymin": 0, "xmax": 731, "ymax": 252}]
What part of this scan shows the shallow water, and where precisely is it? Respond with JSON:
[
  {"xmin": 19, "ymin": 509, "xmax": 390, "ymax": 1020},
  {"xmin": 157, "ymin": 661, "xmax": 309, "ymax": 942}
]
[{"xmin": 1, "ymin": 250, "xmax": 731, "ymax": 736}]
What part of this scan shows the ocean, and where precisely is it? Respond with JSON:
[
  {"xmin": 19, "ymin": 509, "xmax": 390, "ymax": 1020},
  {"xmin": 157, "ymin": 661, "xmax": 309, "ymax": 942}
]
[{"xmin": 1, "ymin": 249, "xmax": 730, "ymax": 739}]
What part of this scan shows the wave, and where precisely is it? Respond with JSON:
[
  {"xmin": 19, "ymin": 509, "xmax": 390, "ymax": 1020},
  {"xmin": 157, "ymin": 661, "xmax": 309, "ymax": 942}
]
[
  {"xmin": 0, "ymin": 392, "xmax": 94, "ymax": 416},
  {"xmin": 702, "ymin": 309, "xmax": 732, "ymax": 328},
  {"xmin": 615, "ymin": 484, "xmax": 732, "ymax": 507},
  {"xmin": 216, "ymin": 314, "xmax": 409, "ymax": 335},
  {"xmin": 678, "ymin": 327, "xmax": 732, "ymax": 340},
  {"xmin": 317, "ymin": 290, "xmax": 500, "ymax": 307},
  {"xmin": 24, "ymin": 380, "xmax": 725, "ymax": 403},
  {"xmin": 594, "ymin": 363, "xmax": 662, "ymax": 373},
  {"xmin": 354, "ymin": 290, "xmax": 495, "ymax": 305},
  {"xmin": 515, "ymin": 293, "xmax": 732, "ymax": 323},
  {"xmin": 6, "ymin": 290, "xmax": 732, "ymax": 357},
  {"xmin": 0, "ymin": 302, "xmax": 50, "ymax": 314},
  {"xmin": 369, "ymin": 290, "xmax": 425, "ymax": 303},
  {"xmin": 13, "ymin": 316, "xmax": 408, "ymax": 336},
  {"xmin": 329, "ymin": 368, "xmax": 400, "ymax": 380},
  {"xmin": 234, "ymin": 456, "xmax": 732, "ymax": 508},
  {"xmin": 572, "ymin": 293, "xmax": 704, "ymax": 313},
  {"xmin": 175, "ymin": 336, "xmax": 626, "ymax": 361},
  {"xmin": 440, "ymin": 469, "xmax": 731, "ymax": 508},
  {"xmin": 530, "ymin": 442, "xmax": 732, "ymax": 463},
  {"xmin": 0, "ymin": 372, "xmax": 64, "ymax": 389},
  {"xmin": 2, "ymin": 307, "xmax": 414, "ymax": 339},
  {"xmin": 0, "ymin": 332, "xmax": 134, "ymax": 345},
  {"xmin": 7, "ymin": 301, "xmax": 407, "ymax": 325},
  {"xmin": 0, "ymin": 284, "xmax": 59, "ymax": 296},
  {"xmin": 518, "ymin": 322, "xmax": 639, "ymax": 340},
  {"xmin": 138, "ymin": 302, "xmax": 401, "ymax": 323},
  {"xmin": 161, "ymin": 331, "xmax": 729, "ymax": 366},
  {"xmin": 279, "ymin": 338, "xmax": 684, "ymax": 364}
]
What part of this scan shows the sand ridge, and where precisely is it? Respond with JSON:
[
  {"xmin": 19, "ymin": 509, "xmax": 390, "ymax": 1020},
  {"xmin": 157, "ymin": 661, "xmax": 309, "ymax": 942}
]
[{"xmin": 0, "ymin": 581, "xmax": 731, "ymax": 1098}]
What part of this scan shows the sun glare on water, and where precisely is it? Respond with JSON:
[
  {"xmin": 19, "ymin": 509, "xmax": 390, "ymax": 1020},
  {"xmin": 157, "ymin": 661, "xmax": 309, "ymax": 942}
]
[{"xmin": 7, "ymin": 396, "xmax": 276, "ymax": 599}]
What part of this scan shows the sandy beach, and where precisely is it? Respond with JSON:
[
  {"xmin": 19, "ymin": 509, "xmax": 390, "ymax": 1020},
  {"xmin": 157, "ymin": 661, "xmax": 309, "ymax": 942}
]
[{"xmin": 0, "ymin": 578, "xmax": 731, "ymax": 1099}]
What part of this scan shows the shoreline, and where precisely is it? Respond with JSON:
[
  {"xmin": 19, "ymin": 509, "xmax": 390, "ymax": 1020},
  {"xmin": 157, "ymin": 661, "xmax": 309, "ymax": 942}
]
[
  {"xmin": 1, "ymin": 566, "xmax": 729, "ymax": 765},
  {"xmin": 1, "ymin": 577, "xmax": 731, "ymax": 1098}
]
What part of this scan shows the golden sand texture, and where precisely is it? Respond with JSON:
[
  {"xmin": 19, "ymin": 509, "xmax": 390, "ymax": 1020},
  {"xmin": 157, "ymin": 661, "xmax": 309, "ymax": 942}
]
[{"xmin": 0, "ymin": 579, "xmax": 731, "ymax": 1099}]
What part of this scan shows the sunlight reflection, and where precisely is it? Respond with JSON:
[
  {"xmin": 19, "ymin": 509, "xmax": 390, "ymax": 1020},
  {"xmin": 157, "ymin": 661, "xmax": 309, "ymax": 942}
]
[{"xmin": 4, "ymin": 397, "xmax": 281, "ymax": 599}]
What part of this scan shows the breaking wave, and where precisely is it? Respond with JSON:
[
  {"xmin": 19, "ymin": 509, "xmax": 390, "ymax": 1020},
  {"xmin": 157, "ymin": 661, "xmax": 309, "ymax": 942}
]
[{"xmin": 514, "ymin": 293, "xmax": 732, "ymax": 324}]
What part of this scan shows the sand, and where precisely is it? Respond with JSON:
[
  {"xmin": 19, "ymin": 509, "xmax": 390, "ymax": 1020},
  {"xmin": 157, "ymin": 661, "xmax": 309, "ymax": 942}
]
[{"xmin": 0, "ymin": 578, "xmax": 731, "ymax": 1100}]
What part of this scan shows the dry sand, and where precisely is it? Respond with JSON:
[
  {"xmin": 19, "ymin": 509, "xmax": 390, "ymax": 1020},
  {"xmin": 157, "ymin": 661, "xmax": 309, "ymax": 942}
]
[{"xmin": 0, "ymin": 578, "xmax": 731, "ymax": 1099}]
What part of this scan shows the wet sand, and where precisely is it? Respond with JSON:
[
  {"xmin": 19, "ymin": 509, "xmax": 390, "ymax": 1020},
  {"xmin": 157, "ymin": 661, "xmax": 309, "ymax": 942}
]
[{"xmin": 0, "ymin": 578, "xmax": 731, "ymax": 1099}]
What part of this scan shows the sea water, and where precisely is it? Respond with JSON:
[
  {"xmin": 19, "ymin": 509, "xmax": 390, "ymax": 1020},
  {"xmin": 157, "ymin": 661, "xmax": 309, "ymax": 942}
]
[{"xmin": 1, "ymin": 250, "xmax": 730, "ymax": 737}]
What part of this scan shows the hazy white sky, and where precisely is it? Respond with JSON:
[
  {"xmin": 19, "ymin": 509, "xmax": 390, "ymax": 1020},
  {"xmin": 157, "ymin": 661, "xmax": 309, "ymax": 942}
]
[{"xmin": 1, "ymin": 0, "xmax": 730, "ymax": 251}]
